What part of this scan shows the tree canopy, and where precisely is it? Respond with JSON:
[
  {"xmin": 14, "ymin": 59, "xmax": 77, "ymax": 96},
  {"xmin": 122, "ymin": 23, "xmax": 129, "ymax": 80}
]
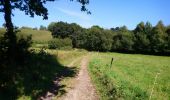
[
  {"xmin": 0, "ymin": 0, "xmax": 90, "ymax": 60},
  {"xmin": 48, "ymin": 21, "xmax": 170, "ymax": 55}
]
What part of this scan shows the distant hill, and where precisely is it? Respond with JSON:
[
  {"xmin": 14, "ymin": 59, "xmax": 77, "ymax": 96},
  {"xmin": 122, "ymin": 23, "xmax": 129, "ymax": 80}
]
[{"xmin": 0, "ymin": 28, "xmax": 52, "ymax": 43}]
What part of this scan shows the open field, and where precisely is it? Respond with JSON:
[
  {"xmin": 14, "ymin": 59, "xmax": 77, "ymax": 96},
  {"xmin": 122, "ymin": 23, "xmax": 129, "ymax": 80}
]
[
  {"xmin": 0, "ymin": 28, "xmax": 52, "ymax": 48},
  {"xmin": 1, "ymin": 27, "xmax": 170, "ymax": 99},
  {"xmin": 89, "ymin": 52, "xmax": 170, "ymax": 100},
  {"xmin": 19, "ymin": 29, "xmax": 52, "ymax": 43},
  {"xmin": 0, "ymin": 28, "xmax": 52, "ymax": 43}
]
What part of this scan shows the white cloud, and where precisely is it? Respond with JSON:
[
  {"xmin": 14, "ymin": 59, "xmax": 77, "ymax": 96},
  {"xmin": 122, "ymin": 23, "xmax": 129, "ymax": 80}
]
[{"xmin": 57, "ymin": 8, "xmax": 90, "ymax": 21}]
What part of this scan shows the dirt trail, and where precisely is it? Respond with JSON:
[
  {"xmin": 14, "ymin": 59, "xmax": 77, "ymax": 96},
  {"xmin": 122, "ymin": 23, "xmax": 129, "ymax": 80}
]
[
  {"xmin": 40, "ymin": 57, "xmax": 83, "ymax": 100},
  {"xmin": 61, "ymin": 56, "xmax": 99, "ymax": 100}
]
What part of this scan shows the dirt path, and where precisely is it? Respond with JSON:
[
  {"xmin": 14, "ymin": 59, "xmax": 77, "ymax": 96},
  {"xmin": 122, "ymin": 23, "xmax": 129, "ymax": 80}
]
[
  {"xmin": 40, "ymin": 57, "xmax": 83, "ymax": 100},
  {"xmin": 61, "ymin": 56, "xmax": 99, "ymax": 100}
]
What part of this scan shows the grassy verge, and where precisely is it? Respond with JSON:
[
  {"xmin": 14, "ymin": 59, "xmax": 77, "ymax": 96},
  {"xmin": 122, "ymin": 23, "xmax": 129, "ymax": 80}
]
[{"xmin": 88, "ymin": 52, "xmax": 170, "ymax": 100}]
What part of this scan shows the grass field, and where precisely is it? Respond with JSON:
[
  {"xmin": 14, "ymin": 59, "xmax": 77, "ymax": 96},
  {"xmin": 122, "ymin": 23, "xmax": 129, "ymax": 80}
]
[
  {"xmin": 0, "ymin": 28, "xmax": 52, "ymax": 42},
  {"xmin": 0, "ymin": 28, "xmax": 52, "ymax": 48},
  {"xmin": 19, "ymin": 29, "xmax": 52, "ymax": 43},
  {"xmin": 1, "ymin": 28, "xmax": 170, "ymax": 99},
  {"xmin": 89, "ymin": 52, "xmax": 170, "ymax": 100}
]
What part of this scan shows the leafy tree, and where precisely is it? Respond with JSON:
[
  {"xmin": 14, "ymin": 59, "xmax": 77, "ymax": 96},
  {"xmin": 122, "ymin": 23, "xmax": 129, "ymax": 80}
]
[
  {"xmin": 83, "ymin": 26, "xmax": 113, "ymax": 51},
  {"xmin": 150, "ymin": 21, "xmax": 167, "ymax": 52},
  {"xmin": 145, "ymin": 22, "xmax": 152, "ymax": 35},
  {"xmin": 0, "ymin": 0, "xmax": 90, "ymax": 59},
  {"xmin": 33, "ymin": 27, "xmax": 38, "ymax": 30},
  {"xmin": 39, "ymin": 25, "xmax": 46, "ymax": 30},
  {"xmin": 48, "ymin": 21, "xmax": 72, "ymax": 38},
  {"xmin": 110, "ymin": 27, "xmax": 120, "ymax": 32},
  {"xmin": 134, "ymin": 22, "xmax": 145, "ymax": 33},
  {"xmin": 69, "ymin": 23, "xmax": 84, "ymax": 48},
  {"xmin": 112, "ymin": 30, "xmax": 134, "ymax": 52},
  {"xmin": 76, "ymin": 28, "xmax": 88, "ymax": 48},
  {"xmin": 100, "ymin": 30, "xmax": 113, "ymax": 51},
  {"xmin": 0, "ymin": 0, "xmax": 90, "ymax": 98},
  {"xmin": 166, "ymin": 26, "xmax": 170, "ymax": 50},
  {"xmin": 48, "ymin": 22, "xmax": 85, "ymax": 48},
  {"xmin": 84, "ymin": 26, "xmax": 103, "ymax": 51},
  {"xmin": 133, "ymin": 22, "xmax": 151, "ymax": 52}
]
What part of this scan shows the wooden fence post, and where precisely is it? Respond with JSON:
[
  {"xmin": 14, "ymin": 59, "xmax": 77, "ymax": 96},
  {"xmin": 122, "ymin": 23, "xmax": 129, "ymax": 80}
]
[{"xmin": 110, "ymin": 58, "xmax": 114, "ymax": 68}]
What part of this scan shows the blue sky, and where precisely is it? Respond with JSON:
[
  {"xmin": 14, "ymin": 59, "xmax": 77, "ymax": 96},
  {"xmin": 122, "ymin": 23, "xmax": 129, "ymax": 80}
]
[{"xmin": 0, "ymin": 0, "xmax": 170, "ymax": 29}]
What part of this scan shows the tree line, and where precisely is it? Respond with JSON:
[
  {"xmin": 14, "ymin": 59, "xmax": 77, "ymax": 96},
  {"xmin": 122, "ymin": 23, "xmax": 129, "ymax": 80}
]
[{"xmin": 48, "ymin": 21, "xmax": 170, "ymax": 55}]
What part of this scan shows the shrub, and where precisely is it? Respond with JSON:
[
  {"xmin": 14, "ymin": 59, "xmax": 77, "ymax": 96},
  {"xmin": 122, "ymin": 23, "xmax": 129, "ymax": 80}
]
[{"xmin": 48, "ymin": 38, "xmax": 72, "ymax": 49}]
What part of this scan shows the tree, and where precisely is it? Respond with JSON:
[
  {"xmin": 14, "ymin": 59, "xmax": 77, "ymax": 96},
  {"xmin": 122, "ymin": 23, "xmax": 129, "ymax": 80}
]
[
  {"xmin": 69, "ymin": 23, "xmax": 84, "ymax": 48},
  {"xmin": 83, "ymin": 26, "xmax": 103, "ymax": 51},
  {"xmin": 150, "ymin": 21, "xmax": 167, "ymax": 53},
  {"xmin": 100, "ymin": 30, "xmax": 113, "ymax": 51},
  {"xmin": 112, "ymin": 30, "xmax": 134, "ymax": 52},
  {"xmin": 83, "ymin": 26, "xmax": 113, "ymax": 51},
  {"xmin": 0, "ymin": 0, "xmax": 90, "ymax": 59},
  {"xmin": 48, "ymin": 21, "xmax": 72, "ymax": 38},
  {"xmin": 134, "ymin": 22, "xmax": 145, "ymax": 33},
  {"xmin": 39, "ymin": 25, "xmax": 46, "ymax": 30},
  {"xmin": 133, "ymin": 22, "xmax": 151, "ymax": 52},
  {"xmin": 166, "ymin": 26, "xmax": 170, "ymax": 50},
  {"xmin": 33, "ymin": 27, "xmax": 38, "ymax": 30},
  {"xmin": 0, "ymin": 1, "xmax": 90, "ymax": 98}
]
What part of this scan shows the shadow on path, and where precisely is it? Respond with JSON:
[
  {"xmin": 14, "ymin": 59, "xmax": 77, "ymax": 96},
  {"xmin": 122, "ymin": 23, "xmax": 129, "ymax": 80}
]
[{"xmin": 0, "ymin": 50, "xmax": 76, "ymax": 100}]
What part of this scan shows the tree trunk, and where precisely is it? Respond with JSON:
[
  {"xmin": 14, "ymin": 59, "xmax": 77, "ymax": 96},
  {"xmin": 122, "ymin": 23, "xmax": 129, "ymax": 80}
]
[{"xmin": 4, "ymin": 0, "xmax": 17, "ymax": 60}]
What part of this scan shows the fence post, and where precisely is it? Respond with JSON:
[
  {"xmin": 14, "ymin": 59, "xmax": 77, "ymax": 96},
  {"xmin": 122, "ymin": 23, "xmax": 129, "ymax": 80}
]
[{"xmin": 110, "ymin": 58, "xmax": 114, "ymax": 68}]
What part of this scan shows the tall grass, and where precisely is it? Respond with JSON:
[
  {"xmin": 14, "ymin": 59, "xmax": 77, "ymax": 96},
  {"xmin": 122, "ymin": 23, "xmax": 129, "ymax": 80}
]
[{"xmin": 89, "ymin": 52, "xmax": 170, "ymax": 100}]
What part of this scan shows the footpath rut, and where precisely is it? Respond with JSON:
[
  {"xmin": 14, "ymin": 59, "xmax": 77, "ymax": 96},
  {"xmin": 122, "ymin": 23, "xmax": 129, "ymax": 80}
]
[{"xmin": 62, "ymin": 56, "xmax": 99, "ymax": 100}]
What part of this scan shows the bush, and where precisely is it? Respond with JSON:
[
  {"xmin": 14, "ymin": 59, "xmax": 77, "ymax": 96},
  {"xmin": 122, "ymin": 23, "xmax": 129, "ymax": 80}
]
[{"xmin": 48, "ymin": 38, "xmax": 72, "ymax": 49}]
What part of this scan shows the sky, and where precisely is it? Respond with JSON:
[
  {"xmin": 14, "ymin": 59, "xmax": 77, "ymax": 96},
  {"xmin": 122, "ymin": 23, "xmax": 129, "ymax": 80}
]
[{"xmin": 0, "ymin": 0, "xmax": 170, "ymax": 30}]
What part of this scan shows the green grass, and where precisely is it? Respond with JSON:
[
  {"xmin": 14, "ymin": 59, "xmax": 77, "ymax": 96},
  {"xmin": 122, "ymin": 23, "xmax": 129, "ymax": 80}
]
[
  {"xmin": 19, "ymin": 29, "xmax": 52, "ymax": 43},
  {"xmin": 0, "ymin": 28, "xmax": 52, "ymax": 44},
  {"xmin": 0, "ymin": 28, "xmax": 53, "ymax": 48},
  {"xmin": 0, "ymin": 48, "xmax": 86, "ymax": 100},
  {"xmin": 89, "ymin": 52, "xmax": 170, "ymax": 100}
]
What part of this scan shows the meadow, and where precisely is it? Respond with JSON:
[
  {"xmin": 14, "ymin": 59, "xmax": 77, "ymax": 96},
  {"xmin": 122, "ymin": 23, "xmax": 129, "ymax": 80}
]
[
  {"xmin": 18, "ymin": 29, "xmax": 52, "ymax": 43},
  {"xmin": 1, "ymin": 28, "xmax": 170, "ymax": 100},
  {"xmin": 0, "ymin": 28, "xmax": 52, "ymax": 48},
  {"xmin": 88, "ymin": 52, "xmax": 170, "ymax": 100},
  {"xmin": 0, "ymin": 27, "xmax": 87, "ymax": 99}
]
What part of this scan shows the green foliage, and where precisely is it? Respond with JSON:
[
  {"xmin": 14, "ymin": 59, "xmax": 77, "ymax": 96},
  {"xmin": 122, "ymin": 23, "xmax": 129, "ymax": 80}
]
[
  {"xmin": 166, "ymin": 26, "xmax": 170, "ymax": 50},
  {"xmin": 89, "ymin": 59, "xmax": 117, "ymax": 100},
  {"xmin": 133, "ymin": 22, "xmax": 151, "ymax": 52},
  {"xmin": 81, "ymin": 26, "xmax": 113, "ymax": 51},
  {"xmin": 0, "ymin": 31, "xmax": 33, "ymax": 99},
  {"xmin": 84, "ymin": 26, "xmax": 104, "ymax": 51},
  {"xmin": 0, "ymin": 30, "xmax": 32, "ymax": 61},
  {"xmin": 48, "ymin": 21, "xmax": 73, "ymax": 38},
  {"xmin": 47, "ymin": 20, "xmax": 170, "ymax": 55},
  {"xmin": 112, "ymin": 28, "xmax": 134, "ymax": 52},
  {"xmin": 150, "ymin": 21, "xmax": 167, "ymax": 52},
  {"xmin": 48, "ymin": 38, "xmax": 72, "ymax": 50},
  {"xmin": 69, "ymin": 23, "xmax": 84, "ymax": 48},
  {"xmin": 39, "ymin": 25, "xmax": 47, "ymax": 30}
]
